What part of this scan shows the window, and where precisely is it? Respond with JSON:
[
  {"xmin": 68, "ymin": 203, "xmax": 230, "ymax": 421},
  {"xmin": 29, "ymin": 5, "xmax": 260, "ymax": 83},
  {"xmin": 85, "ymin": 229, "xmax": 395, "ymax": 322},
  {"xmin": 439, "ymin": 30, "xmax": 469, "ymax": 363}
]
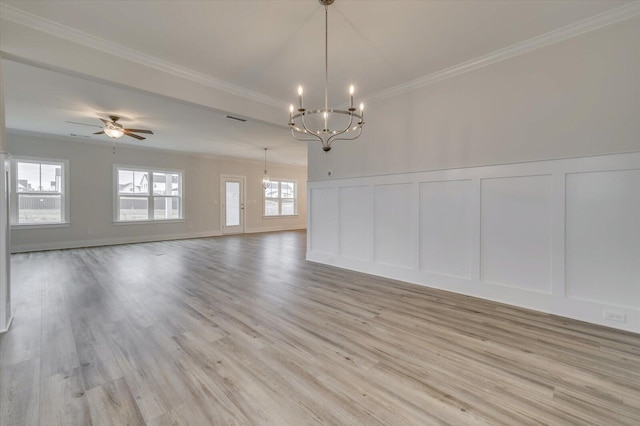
[
  {"xmin": 12, "ymin": 158, "xmax": 68, "ymax": 225},
  {"xmin": 115, "ymin": 166, "xmax": 183, "ymax": 222},
  {"xmin": 264, "ymin": 180, "xmax": 297, "ymax": 216}
]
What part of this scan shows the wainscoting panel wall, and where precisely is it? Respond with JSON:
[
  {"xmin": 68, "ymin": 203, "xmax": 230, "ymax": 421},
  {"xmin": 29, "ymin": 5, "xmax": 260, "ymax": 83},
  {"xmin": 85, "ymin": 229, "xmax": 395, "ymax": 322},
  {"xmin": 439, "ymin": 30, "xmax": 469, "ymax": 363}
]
[
  {"xmin": 310, "ymin": 188, "xmax": 339, "ymax": 254},
  {"xmin": 374, "ymin": 183, "xmax": 414, "ymax": 269},
  {"xmin": 339, "ymin": 186, "xmax": 373, "ymax": 261},
  {"xmin": 565, "ymin": 169, "xmax": 640, "ymax": 310},
  {"xmin": 480, "ymin": 175, "xmax": 553, "ymax": 294},
  {"xmin": 419, "ymin": 179, "xmax": 473, "ymax": 279},
  {"xmin": 307, "ymin": 152, "xmax": 640, "ymax": 333}
]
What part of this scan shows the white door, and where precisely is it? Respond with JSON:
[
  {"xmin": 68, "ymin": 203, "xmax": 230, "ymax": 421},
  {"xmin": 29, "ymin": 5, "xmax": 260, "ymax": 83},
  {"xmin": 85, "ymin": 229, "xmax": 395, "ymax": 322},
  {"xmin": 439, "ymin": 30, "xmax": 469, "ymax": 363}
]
[{"xmin": 221, "ymin": 175, "xmax": 245, "ymax": 234}]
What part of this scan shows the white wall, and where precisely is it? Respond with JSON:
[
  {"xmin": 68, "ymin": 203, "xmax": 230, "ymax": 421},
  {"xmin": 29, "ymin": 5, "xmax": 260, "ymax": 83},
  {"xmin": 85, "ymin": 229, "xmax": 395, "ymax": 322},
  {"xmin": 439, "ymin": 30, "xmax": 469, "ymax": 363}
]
[
  {"xmin": 309, "ymin": 16, "xmax": 640, "ymax": 180},
  {"xmin": 8, "ymin": 132, "xmax": 306, "ymax": 252},
  {"xmin": 307, "ymin": 17, "xmax": 640, "ymax": 332}
]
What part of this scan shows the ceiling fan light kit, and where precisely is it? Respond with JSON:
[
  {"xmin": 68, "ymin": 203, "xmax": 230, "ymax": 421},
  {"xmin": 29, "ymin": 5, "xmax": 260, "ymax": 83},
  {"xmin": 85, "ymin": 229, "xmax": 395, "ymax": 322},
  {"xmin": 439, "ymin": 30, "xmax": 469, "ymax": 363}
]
[
  {"xmin": 94, "ymin": 115, "xmax": 154, "ymax": 141},
  {"xmin": 104, "ymin": 120, "xmax": 124, "ymax": 138},
  {"xmin": 288, "ymin": 0, "xmax": 364, "ymax": 152}
]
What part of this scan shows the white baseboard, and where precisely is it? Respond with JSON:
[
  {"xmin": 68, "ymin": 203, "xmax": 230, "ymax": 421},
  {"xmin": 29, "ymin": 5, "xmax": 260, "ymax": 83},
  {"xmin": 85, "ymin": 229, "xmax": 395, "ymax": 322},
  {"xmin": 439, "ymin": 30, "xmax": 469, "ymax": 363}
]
[
  {"xmin": 245, "ymin": 226, "xmax": 306, "ymax": 234},
  {"xmin": 10, "ymin": 231, "xmax": 223, "ymax": 253},
  {"xmin": 10, "ymin": 227, "xmax": 307, "ymax": 253},
  {"xmin": 0, "ymin": 315, "xmax": 14, "ymax": 333}
]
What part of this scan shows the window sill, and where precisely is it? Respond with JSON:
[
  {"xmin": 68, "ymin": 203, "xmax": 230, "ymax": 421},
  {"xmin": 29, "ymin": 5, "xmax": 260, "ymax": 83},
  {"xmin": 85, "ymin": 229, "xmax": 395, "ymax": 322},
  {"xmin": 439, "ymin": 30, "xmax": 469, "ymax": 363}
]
[
  {"xmin": 113, "ymin": 219, "xmax": 185, "ymax": 225},
  {"xmin": 11, "ymin": 222, "xmax": 70, "ymax": 230},
  {"xmin": 263, "ymin": 215, "xmax": 299, "ymax": 219}
]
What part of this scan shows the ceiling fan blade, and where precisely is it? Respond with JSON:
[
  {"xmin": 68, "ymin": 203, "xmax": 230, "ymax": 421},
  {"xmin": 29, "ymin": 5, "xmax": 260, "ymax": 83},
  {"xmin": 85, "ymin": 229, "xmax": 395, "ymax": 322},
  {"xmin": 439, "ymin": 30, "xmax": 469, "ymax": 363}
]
[
  {"xmin": 124, "ymin": 132, "xmax": 145, "ymax": 140},
  {"xmin": 99, "ymin": 118, "xmax": 110, "ymax": 125},
  {"xmin": 93, "ymin": 131, "xmax": 105, "ymax": 135},
  {"xmin": 124, "ymin": 129, "xmax": 153, "ymax": 134},
  {"xmin": 66, "ymin": 120, "xmax": 103, "ymax": 128}
]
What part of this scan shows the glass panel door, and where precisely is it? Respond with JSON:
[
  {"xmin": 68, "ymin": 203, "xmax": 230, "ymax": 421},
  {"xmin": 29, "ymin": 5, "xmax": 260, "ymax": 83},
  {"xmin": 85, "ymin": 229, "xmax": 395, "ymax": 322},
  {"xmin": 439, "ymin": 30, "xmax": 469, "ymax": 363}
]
[
  {"xmin": 225, "ymin": 181, "xmax": 240, "ymax": 226},
  {"xmin": 221, "ymin": 176, "xmax": 245, "ymax": 234}
]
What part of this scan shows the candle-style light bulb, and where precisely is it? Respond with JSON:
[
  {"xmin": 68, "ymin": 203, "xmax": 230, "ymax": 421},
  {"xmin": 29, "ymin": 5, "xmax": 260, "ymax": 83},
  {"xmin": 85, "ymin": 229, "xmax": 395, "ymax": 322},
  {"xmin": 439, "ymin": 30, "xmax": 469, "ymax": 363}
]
[
  {"xmin": 349, "ymin": 85, "xmax": 355, "ymax": 109},
  {"xmin": 289, "ymin": 104, "xmax": 294, "ymax": 122},
  {"xmin": 360, "ymin": 103, "xmax": 365, "ymax": 122},
  {"xmin": 360, "ymin": 103, "xmax": 364, "ymax": 111},
  {"xmin": 297, "ymin": 86, "xmax": 304, "ymax": 110}
]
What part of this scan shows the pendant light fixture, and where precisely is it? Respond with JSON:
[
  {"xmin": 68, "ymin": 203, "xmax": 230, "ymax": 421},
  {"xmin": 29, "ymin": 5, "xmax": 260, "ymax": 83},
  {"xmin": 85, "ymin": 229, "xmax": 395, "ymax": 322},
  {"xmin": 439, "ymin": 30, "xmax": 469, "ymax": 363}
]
[
  {"xmin": 262, "ymin": 148, "xmax": 270, "ymax": 189},
  {"xmin": 288, "ymin": 0, "xmax": 364, "ymax": 152}
]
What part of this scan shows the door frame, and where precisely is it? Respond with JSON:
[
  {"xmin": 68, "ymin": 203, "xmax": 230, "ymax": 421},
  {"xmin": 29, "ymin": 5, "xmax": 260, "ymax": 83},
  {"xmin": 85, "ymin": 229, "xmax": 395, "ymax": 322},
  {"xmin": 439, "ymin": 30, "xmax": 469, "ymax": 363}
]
[{"xmin": 220, "ymin": 174, "xmax": 246, "ymax": 234}]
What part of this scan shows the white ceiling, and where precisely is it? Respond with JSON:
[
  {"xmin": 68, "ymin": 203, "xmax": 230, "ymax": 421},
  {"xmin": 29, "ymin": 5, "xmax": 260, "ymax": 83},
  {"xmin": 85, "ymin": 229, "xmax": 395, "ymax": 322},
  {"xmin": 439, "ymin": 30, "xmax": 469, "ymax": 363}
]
[
  {"xmin": 0, "ymin": 0, "xmax": 634, "ymax": 165},
  {"xmin": 3, "ymin": 60, "xmax": 307, "ymax": 165}
]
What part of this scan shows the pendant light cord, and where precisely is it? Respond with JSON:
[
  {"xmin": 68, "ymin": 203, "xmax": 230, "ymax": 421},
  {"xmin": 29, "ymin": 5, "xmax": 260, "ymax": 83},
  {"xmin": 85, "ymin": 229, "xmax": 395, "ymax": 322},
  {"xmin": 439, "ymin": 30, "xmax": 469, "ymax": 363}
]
[{"xmin": 324, "ymin": 4, "xmax": 329, "ymax": 116}]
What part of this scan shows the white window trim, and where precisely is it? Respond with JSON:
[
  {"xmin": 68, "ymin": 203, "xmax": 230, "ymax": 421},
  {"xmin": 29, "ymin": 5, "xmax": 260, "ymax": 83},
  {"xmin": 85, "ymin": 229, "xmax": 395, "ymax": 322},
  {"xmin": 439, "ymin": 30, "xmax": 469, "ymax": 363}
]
[
  {"xmin": 263, "ymin": 178, "xmax": 298, "ymax": 218},
  {"xmin": 113, "ymin": 164, "xmax": 184, "ymax": 223},
  {"xmin": 10, "ymin": 156, "xmax": 70, "ymax": 228}
]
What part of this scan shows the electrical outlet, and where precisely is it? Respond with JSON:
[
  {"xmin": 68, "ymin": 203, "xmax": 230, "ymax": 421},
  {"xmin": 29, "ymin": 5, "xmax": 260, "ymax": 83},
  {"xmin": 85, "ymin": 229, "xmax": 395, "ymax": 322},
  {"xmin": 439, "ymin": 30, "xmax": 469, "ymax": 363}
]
[
  {"xmin": 328, "ymin": 170, "xmax": 332, "ymax": 176},
  {"xmin": 603, "ymin": 310, "xmax": 626, "ymax": 323}
]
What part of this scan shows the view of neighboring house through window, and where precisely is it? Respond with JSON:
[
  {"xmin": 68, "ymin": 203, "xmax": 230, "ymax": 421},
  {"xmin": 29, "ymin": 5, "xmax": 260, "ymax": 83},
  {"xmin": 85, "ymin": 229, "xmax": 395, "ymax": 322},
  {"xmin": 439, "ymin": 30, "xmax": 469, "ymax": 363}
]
[
  {"xmin": 13, "ymin": 159, "xmax": 67, "ymax": 224},
  {"xmin": 116, "ymin": 167, "xmax": 183, "ymax": 221},
  {"xmin": 264, "ymin": 180, "xmax": 297, "ymax": 216}
]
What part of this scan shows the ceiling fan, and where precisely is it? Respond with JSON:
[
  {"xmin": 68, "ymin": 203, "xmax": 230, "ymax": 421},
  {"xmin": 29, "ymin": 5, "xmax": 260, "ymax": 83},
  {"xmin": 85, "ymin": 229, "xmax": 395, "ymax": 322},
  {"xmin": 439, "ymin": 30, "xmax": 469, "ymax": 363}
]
[{"xmin": 92, "ymin": 115, "xmax": 153, "ymax": 140}]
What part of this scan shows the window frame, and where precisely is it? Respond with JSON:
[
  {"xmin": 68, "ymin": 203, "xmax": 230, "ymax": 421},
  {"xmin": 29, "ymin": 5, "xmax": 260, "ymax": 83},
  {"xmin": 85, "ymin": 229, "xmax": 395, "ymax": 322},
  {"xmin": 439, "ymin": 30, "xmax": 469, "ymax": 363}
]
[
  {"xmin": 113, "ymin": 165, "xmax": 184, "ymax": 224},
  {"xmin": 10, "ymin": 156, "xmax": 70, "ymax": 228},
  {"xmin": 263, "ymin": 178, "xmax": 298, "ymax": 218}
]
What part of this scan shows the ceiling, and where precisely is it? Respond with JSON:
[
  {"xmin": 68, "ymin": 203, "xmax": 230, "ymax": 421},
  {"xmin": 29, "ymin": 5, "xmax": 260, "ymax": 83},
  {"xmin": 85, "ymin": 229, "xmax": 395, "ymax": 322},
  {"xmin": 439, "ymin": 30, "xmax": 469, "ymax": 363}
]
[
  {"xmin": 0, "ymin": 0, "xmax": 634, "ymax": 165},
  {"xmin": 3, "ymin": 60, "xmax": 307, "ymax": 165}
]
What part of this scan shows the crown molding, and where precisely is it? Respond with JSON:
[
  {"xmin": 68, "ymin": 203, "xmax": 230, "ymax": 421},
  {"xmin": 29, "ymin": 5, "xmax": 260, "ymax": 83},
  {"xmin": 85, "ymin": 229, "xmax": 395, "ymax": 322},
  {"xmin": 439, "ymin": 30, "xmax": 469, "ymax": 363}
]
[
  {"xmin": 2, "ymin": 1, "xmax": 639, "ymax": 110},
  {"xmin": 363, "ymin": 0, "xmax": 640, "ymax": 105},
  {"xmin": 0, "ymin": 3, "xmax": 286, "ymax": 109}
]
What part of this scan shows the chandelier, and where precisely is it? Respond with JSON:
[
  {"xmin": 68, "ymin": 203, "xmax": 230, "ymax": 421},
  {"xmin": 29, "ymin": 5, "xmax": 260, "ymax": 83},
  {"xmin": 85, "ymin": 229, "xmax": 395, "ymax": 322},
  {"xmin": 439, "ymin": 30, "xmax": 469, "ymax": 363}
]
[
  {"xmin": 262, "ymin": 148, "xmax": 270, "ymax": 189},
  {"xmin": 288, "ymin": 0, "xmax": 364, "ymax": 152}
]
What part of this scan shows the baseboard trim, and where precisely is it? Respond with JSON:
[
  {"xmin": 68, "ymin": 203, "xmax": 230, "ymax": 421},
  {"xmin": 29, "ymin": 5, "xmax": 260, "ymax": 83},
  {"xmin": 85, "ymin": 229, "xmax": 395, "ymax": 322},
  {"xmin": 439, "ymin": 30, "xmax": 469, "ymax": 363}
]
[
  {"xmin": 245, "ymin": 226, "xmax": 306, "ymax": 234},
  {"xmin": 10, "ymin": 227, "xmax": 308, "ymax": 253},
  {"xmin": 0, "ymin": 315, "xmax": 14, "ymax": 333},
  {"xmin": 10, "ymin": 231, "xmax": 223, "ymax": 253},
  {"xmin": 306, "ymin": 250, "xmax": 640, "ymax": 334}
]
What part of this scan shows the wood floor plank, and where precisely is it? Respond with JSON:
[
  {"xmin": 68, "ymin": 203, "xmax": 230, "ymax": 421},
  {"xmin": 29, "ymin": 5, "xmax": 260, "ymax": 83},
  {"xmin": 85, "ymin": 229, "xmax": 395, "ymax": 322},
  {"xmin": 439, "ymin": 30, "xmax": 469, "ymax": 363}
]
[
  {"xmin": 2, "ymin": 230, "xmax": 639, "ymax": 425},
  {"xmin": 0, "ymin": 357, "xmax": 40, "ymax": 426},
  {"xmin": 39, "ymin": 367, "xmax": 92, "ymax": 426},
  {"xmin": 86, "ymin": 377, "xmax": 145, "ymax": 426},
  {"xmin": 0, "ymin": 306, "xmax": 41, "ymax": 368}
]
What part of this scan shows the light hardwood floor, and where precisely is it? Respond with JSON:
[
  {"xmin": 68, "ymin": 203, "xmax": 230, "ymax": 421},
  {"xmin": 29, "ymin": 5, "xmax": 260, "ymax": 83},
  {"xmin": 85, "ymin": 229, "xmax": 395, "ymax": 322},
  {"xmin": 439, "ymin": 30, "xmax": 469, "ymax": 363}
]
[{"xmin": 1, "ymin": 230, "xmax": 639, "ymax": 425}]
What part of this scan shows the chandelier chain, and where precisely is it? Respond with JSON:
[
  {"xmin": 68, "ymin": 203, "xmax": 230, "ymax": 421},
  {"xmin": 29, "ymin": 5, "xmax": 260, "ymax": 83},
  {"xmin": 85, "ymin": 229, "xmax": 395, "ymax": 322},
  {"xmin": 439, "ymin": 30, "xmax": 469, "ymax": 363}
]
[{"xmin": 325, "ymin": 4, "xmax": 329, "ymax": 117}]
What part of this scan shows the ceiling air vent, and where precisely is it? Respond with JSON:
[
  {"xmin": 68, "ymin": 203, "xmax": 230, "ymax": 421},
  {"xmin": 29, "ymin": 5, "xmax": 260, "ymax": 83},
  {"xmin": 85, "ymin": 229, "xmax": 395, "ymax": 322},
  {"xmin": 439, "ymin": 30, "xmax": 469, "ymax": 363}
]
[{"xmin": 224, "ymin": 115, "xmax": 247, "ymax": 123}]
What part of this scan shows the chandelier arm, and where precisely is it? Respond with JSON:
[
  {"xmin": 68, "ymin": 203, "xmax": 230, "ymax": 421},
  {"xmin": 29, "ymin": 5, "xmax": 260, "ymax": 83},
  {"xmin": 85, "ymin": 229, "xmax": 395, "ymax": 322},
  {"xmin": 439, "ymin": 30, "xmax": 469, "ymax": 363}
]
[
  {"xmin": 327, "ymin": 126, "xmax": 363, "ymax": 145},
  {"xmin": 325, "ymin": 112, "xmax": 355, "ymax": 145},
  {"xmin": 299, "ymin": 112, "xmax": 323, "ymax": 140},
  {"xmin": 290, "ymin": 115, "xmax": 324, "ymax": 142},
  {"xmin": 337, "ymin": 111, "xmax": 355, "ymax": 134},
  {"xmin": 290, "ymin": 126, "xmax": 323, "ymax": 143}
]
